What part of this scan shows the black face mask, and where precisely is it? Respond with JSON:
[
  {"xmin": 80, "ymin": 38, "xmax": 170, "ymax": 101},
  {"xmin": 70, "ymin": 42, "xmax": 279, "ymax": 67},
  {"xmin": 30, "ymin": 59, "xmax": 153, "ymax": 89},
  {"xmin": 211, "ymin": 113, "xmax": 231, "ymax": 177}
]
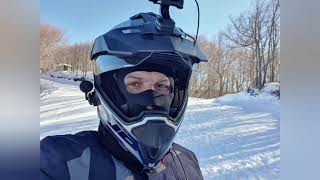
[
  {"xmin": 119, "ymin": 89, "xmax": 174, "ymax": 118},
  {"xmin": 115, "ymin": 69, "xmax": 174, "ymax": 119}
]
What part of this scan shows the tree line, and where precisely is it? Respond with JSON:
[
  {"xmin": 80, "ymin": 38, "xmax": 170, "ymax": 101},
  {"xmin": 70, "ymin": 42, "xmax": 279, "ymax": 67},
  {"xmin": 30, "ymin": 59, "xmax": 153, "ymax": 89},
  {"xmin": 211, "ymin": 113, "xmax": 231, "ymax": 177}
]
[
  {"xmin": 40, "ymin": 0, "xmax": 280, "ymax": 98},
  {"xmin": 40, "ymin": 24, "xmax": 93, "ymax": 77},
  {"xmin": 190, "ymin": 0, "xmax": 280, "ymax": 98}
]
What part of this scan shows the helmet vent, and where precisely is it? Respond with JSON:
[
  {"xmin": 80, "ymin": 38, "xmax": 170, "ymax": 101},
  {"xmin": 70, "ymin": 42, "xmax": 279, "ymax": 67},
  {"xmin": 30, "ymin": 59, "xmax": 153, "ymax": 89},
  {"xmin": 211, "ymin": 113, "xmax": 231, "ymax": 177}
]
[{"xmin": 122, "ymin": 29, "xmax": 141, "ymax": 34}]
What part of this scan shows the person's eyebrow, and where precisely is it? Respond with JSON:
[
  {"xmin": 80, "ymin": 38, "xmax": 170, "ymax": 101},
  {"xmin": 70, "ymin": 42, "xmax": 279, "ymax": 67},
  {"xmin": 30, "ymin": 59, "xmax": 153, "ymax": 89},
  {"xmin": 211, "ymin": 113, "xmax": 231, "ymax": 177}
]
[
  {"xmin": 125, "ymin": 75, "xmax": 143, "ymax": 80},
  {"xmin": 157, "ymin": 78, "xmax": 170, "ymax": 83}
]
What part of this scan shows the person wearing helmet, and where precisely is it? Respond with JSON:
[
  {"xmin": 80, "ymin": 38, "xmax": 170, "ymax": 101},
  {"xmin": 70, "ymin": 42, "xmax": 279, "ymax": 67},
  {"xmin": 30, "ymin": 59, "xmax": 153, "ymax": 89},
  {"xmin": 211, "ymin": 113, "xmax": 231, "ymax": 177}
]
[{"xmin": 41, "ymin": 6, "xmax": 207, "ymax": 180}]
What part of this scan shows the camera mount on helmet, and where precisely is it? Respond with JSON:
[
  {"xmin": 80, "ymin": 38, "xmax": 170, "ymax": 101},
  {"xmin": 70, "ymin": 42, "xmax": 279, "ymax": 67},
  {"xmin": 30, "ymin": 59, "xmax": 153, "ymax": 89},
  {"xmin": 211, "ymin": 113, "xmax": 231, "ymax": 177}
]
[
  {"xmin": 148, "ymin": 0, "xmax": 184, "ymax": 9},
  {"xmin": 79, "ymin": 80, "xmax": 99, "ymax": 106},
  {"xmin": 148, "ymin": 0, "xmax": 184, "ymax": 33}
]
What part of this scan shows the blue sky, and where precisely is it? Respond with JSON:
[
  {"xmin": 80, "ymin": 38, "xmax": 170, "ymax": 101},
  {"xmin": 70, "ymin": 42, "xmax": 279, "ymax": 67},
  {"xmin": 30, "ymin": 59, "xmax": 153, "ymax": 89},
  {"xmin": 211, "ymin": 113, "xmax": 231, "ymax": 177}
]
[{"xmin": 41, "ymin": 0, "xmax": 253, "ymax": 44}]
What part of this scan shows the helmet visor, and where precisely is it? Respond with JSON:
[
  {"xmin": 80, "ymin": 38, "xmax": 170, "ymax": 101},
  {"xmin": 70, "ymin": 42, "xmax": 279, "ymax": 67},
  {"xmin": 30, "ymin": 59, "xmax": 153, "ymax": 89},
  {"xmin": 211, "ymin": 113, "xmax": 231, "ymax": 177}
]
[
  {"xmin": 123, "ymin": 71, "xmax": 173, "ymax": 95},
  {"xmin": 95, "ymin": 52, "xmax": 192, "ymax": 124}
]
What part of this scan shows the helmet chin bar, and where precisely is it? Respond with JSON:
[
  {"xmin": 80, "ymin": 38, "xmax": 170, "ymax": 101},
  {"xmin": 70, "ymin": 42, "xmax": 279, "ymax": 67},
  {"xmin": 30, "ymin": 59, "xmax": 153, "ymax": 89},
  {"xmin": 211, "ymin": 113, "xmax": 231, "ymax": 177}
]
[{"xmin": 96, "ymin": 90, "xmax": 183, "ymax": 168}]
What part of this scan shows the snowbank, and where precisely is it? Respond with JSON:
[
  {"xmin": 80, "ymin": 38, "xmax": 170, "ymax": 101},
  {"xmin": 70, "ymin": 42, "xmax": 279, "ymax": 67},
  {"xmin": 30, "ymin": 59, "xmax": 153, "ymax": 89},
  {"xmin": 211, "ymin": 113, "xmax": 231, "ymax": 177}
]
[
  {"xmin": 247, "ymin": 82, "xmax": 280, "ymax": 98},
  {"xmin": 216, "ymin": 82, "xmax": 280, "ymax": 105},
  {"xmin": 216, "ymin": 91, "xmax": 278, "ymax": 105},
  {"xmin": 214, "ymin": 87, "xmax": 280, "ymax": 121},
  {"xmin": 261, "ymin": 82, "xmax": 280, "ymax": 98},
  {"xmin": 44, "ymin": 71, "xmax": 93, "ymax": 81},
  {"xmin": 261, "ymin": 82, "xmax": 280, "ymax": 94},
  {"xmin": 41, "ymin": 71, "xmax": 94, "ymax": 85}
]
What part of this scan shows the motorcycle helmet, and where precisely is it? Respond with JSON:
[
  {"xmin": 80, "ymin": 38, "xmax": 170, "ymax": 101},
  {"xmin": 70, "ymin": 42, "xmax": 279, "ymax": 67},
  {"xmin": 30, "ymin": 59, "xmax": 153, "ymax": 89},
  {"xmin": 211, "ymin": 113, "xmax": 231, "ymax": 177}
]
[{"xmin": 88, "ymin": 12, "xmax": 207, "ymax": 169}]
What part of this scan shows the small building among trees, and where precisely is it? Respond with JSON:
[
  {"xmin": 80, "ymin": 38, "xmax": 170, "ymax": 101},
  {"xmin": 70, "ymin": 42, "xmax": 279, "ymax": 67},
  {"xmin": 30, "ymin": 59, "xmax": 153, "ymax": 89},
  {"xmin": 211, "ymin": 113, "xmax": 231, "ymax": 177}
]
[{"xmin": 54, "ymin": 64, "xmax": 73, "ymax": 71}]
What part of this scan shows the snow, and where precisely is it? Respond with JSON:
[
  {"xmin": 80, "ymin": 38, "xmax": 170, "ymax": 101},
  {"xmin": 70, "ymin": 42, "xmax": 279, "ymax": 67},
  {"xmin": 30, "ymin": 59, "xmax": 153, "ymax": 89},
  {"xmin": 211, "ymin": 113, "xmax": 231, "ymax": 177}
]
[
  {"xmin": 40, "ymin": 78, "xmax": 279, "ymax": 180},
  {"xmin": 41, "ymin": 71, "xmax": 94, "ymax": 84},
  {"xmin": 261, "ymin": 82, "xmax": 280, "ymax": 94}
]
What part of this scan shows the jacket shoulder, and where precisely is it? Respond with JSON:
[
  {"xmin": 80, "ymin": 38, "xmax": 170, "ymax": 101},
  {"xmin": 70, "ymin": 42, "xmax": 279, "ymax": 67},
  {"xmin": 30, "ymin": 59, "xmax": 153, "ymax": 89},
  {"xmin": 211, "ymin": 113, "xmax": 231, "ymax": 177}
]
[
  {"xmin": 41, "ymin": 131, "xmax": 98, "ymax": 148},
  {"xmin": 172, "ymin": 143, "xmax": 198, "ymax": 160},
  {"xmin": 41, "ymin": 131, "xmax": 99, "ymax": 158},
  {"xmin": 171, "ymin": 143, "xmax": 203, "ymax": 180},
  {"xmin": 40, "ymin": 131, "xmax": 99, "ymax": 180}
]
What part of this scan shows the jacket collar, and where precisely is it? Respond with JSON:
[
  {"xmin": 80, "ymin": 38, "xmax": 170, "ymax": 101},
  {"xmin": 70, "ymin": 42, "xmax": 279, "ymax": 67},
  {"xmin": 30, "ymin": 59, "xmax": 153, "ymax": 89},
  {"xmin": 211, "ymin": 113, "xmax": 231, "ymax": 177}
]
[{"xmin": 97, "ymin": 122, "xmax": 146, "ymax": 174}]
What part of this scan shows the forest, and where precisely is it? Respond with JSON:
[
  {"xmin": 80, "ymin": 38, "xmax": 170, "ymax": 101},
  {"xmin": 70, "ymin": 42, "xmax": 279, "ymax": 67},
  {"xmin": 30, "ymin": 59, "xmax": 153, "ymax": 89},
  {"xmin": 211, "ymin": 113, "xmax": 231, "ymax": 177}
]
[{"xmin": 40, "ymin": 0, "xmax": 280, "ymax": 98}]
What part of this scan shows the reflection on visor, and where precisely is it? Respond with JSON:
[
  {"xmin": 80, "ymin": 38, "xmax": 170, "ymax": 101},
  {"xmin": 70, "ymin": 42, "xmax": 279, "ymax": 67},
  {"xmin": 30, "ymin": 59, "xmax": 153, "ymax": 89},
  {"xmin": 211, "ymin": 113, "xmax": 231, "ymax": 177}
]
[
  {"xmin": 94, "ymin": 53, "xmax": 152, "ymax": 76},
  {"xmin": 124, "ymin": 71, "xmax": 172, "ymax": 95}
]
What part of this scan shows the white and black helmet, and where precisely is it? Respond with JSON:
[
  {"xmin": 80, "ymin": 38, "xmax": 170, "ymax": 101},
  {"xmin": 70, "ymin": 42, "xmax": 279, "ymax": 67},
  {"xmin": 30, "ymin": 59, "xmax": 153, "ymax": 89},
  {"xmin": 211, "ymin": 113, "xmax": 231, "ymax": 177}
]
[{"xmin": 84, "ymin": 12, "xmax": 207, "ymax": 169}]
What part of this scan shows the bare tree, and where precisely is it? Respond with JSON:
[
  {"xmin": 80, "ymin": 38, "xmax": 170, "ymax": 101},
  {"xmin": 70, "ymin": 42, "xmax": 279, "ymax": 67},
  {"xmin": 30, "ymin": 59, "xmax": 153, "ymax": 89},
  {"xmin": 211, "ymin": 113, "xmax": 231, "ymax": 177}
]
[
  {"xmin": 40, "ymin": 24, "xmax": 65, "ymax": 72},
  {"xmin": 222, "ymin": 0, "xmax": 279, "ymax": 89},
  {"xmin": 265, "ymin": 0, "xmax": 280, "ymax": 83}
]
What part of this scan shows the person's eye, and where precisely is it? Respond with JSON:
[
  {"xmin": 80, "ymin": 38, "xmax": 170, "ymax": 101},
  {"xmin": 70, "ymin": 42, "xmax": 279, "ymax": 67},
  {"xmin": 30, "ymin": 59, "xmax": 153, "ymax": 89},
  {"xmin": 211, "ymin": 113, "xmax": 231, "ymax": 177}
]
[
  {"xmin": 127, "ymin": 82, "xmax": 140, "ymax": 88},
  {"xmin": 157, "ymin": 83, "xmax": 171, "ymax": 91}
]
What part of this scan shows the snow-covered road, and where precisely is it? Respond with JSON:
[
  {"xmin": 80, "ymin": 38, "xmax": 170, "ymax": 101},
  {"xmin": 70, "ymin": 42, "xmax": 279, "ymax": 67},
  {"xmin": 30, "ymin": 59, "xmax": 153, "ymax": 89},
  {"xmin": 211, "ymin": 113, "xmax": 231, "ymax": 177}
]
[{"xmin": 40, "ymin": 79, "xmax": 280, "ymax": 180}]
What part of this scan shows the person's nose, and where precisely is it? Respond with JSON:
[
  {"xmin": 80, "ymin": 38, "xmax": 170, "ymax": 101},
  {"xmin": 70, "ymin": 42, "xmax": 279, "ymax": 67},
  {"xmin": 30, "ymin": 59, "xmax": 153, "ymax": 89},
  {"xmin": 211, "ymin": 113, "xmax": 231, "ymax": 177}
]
[
  {"xmin": 150, "ymin": 85, "xmax": 156, "ymax": 91},
  {"xmin": 145, "ymin": 82, "xmax": 156, "ymax": 91}
]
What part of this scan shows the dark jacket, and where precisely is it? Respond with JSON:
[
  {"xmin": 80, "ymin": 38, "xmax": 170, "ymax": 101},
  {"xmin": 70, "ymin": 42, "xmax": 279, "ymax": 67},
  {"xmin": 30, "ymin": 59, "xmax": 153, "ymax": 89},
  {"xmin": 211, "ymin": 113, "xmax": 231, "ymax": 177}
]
[{"xmin": 40, "ymin": 123, "xmax": 203, "ymax": 180}]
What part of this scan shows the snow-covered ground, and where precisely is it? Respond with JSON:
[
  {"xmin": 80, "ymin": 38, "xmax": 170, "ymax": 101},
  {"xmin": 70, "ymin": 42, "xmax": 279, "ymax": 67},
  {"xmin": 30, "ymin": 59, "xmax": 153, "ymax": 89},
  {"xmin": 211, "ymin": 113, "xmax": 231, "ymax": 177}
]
[{"xmin": 40, "ymin": 78, "xmax": 279, "ymax": 180}]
